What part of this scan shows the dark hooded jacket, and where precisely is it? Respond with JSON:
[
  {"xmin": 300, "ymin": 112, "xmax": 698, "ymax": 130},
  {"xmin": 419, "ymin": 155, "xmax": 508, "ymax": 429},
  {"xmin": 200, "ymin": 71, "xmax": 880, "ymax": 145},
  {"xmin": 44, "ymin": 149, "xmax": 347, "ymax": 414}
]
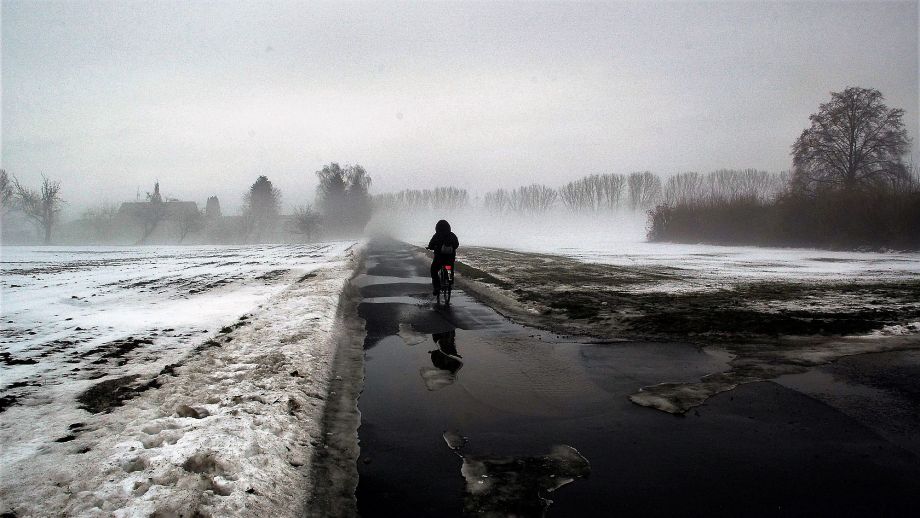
[{"xmin": 427, "ymin": 220, "xmax": 459, "ymax": 261}]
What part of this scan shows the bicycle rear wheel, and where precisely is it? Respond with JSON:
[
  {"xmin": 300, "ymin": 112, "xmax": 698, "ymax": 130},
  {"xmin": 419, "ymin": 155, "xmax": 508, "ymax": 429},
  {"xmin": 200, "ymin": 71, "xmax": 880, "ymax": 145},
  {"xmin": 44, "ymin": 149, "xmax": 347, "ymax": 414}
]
[{"xmin": 438, "ymin": 268, "xmax": 450, "ymax": 306}]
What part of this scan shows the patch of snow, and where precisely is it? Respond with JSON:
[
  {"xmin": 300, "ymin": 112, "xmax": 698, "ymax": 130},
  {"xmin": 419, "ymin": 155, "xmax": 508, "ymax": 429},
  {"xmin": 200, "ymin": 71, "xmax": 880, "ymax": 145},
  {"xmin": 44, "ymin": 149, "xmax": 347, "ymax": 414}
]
[
  {"xmin": 0, "ymin": 242, "xmax": 358, "ymax": 517},
  {"xmin": 869, "ymin": 321, "xmax": 920, "ymax": 337}
]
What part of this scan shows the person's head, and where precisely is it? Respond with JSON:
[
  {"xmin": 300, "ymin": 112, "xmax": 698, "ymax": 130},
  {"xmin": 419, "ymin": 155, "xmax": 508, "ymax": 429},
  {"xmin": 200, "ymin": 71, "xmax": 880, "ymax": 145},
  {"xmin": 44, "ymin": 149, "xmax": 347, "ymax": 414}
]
[{"xmin": 435, "ymin": 219, "xmax": 451, "ymax": 233}]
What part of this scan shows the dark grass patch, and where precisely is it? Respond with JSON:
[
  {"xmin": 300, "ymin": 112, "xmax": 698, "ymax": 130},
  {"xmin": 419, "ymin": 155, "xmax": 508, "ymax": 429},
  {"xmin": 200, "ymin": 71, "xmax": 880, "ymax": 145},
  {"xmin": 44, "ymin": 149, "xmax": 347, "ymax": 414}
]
[
  {"xmin": 3, "ymin": 380, "xmax": 40, "ymax": 390},
  {"xmin": 546, "ymin": 293, "xmax": 602, "ymax": 320},
  {"xmin": 455, "ymin": 246, "xmax": 920, "ymax": 340},
  {"xmin": 79, "ymin": 337, "xmax": 154, "ymax": 361},
  {"xmin": 76, "ymin": 375, "xmax": 161, "ymax": 414},
  {"xmin": 0, "ymin": 395, "xmax": 20, "ymax": 413},
  {"xmin": 626, "ymin": 309, "xmax": 892, "ymax": 337},
  {"xmin": 453, "ymin": 261, "xmax": 513, "ymax": 290},
  {"xmin": 257, "ymin": 269, "xmax": 290, "ymax": 281},
  {"xmin": 0, "ymin": 353, "xmax": 38, "ymax": 366}
]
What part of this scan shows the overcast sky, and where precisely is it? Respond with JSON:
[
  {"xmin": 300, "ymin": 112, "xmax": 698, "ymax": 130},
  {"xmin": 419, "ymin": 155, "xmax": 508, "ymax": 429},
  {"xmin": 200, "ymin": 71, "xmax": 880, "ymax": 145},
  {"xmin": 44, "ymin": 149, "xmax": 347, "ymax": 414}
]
[{"xmin": 2, "ymin": 0, "xmax": 918, "ymax": 214}]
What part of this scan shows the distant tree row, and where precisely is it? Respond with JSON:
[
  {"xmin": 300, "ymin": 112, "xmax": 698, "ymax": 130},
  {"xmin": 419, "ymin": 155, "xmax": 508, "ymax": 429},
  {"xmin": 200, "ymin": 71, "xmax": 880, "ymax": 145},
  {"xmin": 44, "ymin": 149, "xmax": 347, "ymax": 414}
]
[
  {"xmin": 661, "ymin": 169, "xmax": 788, "ymax": 207},
  {"xmin": 649, "ymin": 87, "xmax": 918, "ymax": 250},
  {"xmin": 374, "ymin": 187, "xmax": 469, "ymax": 212},
  {"xmin": 371, "ymin": 170, "xmax": 792, "ymax": 216},
  {"xmin": 1, "ymin": 162, "xmax": 374, "ymax": 245}
]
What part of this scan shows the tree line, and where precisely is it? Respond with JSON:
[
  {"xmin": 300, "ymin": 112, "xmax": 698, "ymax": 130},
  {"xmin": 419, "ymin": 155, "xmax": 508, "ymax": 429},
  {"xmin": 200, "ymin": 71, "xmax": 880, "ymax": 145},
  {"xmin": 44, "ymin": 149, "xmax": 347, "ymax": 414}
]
[
  {"xmin": 0, "ymin": 162, "xmax": 374, "ymax": 245},
  {"xmin": 373, "ymin": 170, "xmax": 772, "ymax": 215},
  {"xmin": 648, "ymin": 87, "xmax": 919, "ymax": 250},
  {"xmin": 480, "ymin": 172, "xmax": 664, "ymax": 213}
]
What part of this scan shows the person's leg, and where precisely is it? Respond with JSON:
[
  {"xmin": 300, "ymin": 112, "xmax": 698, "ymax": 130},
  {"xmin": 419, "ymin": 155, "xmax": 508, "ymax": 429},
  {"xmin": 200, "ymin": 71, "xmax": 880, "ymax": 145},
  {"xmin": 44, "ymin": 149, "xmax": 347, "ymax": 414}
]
[{"xmin": 430, "ymin": 259, "xmax": 440, "ymax": 295}]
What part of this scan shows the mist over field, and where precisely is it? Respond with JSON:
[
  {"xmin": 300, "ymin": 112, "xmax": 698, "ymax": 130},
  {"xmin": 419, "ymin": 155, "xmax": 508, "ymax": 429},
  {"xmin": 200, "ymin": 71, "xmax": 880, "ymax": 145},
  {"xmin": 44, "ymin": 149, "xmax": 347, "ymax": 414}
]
[
  {"xmin": 369, "ymin": 208, "xmax": 649, "ymax": 251},
  {"xmin": 2, "ymin": 1, "xmax": 920, "ymax": 517},
  {"xmin": 3, "ymin": 0, "xmax": 918, "ymax": 218}
]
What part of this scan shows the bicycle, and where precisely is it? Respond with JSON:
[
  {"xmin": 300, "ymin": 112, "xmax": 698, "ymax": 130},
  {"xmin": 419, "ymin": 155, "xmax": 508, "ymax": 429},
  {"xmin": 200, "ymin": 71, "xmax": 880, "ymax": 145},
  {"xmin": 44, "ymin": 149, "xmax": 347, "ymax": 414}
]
[{"xmin": 437, "ymin": 264, "xmax": 454, "ymax": 306}]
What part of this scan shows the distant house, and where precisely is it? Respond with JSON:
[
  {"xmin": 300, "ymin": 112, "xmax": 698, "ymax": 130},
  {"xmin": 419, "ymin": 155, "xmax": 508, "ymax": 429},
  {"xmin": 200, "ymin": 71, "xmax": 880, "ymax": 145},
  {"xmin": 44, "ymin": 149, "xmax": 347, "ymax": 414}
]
[
  {"xmin": 117, "ymin": 182, "xmax": 199, "ymax": 220},
  {"xmin": 117, "ymin": 200, "xmax": 199, "ymax": 219}
]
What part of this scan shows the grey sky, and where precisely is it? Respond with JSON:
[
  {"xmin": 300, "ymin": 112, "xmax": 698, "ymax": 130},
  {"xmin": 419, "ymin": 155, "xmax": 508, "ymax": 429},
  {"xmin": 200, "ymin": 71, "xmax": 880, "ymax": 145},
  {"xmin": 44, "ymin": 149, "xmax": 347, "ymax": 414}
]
[{"xmin": 2, "ymin": 0, "xmax": 918, "ymax": 215}]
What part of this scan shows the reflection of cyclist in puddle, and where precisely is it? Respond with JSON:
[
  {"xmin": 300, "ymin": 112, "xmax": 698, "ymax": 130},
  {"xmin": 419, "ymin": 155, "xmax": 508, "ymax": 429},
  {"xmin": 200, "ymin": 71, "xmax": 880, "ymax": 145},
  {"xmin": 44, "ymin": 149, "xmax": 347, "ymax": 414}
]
[
  {"xmin": 433, "ymin": 330, "xmax": 460, "ymax": 357},
  {"xmin": 430, "ymin": 330, "xmax": 462, "ymax": 374},
  {"xmin": 420, "ymin": 330, "xmax": 463, "ymax": 391}
]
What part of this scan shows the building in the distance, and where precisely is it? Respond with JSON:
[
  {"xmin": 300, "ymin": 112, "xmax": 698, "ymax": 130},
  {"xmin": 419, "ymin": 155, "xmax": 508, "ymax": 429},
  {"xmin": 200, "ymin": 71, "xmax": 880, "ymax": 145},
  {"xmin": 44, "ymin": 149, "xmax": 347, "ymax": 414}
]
[{"xmin": 117, "ymin": 182, "xmax": 199, "ymax": 221}]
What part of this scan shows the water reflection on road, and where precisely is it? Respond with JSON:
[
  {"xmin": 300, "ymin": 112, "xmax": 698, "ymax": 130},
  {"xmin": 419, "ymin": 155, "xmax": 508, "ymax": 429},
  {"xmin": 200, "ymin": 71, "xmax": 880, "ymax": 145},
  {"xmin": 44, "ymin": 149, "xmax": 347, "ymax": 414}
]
[{"xmin": 355, "ymin": 239, "xmax": 920, "ymax": 517}]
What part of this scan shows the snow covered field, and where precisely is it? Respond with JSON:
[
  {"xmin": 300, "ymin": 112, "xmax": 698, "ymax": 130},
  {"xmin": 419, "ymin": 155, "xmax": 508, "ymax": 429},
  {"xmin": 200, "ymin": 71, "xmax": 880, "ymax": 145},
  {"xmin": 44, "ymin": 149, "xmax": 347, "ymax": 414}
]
[
  {"xmin": 1, "ymin": 243, "xmax": 358, "ymax": 517},
  {"xmin": 377, "ymin": 210, "xmax": 920, "ymax": 291}
]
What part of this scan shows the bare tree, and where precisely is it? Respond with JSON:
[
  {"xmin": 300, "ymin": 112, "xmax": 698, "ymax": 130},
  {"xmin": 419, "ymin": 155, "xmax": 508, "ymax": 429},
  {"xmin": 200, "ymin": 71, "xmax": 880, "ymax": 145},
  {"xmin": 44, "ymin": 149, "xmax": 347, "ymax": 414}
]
[
  {"xmin": 508, "ymin": 184, "xmax": 557, "ymax": 213},
  {"xmin": 792, "ymin": 87, "xmax": 910, "ymax": 193},
  {"xmin": 0, "ymin": 170, "xmax": 13, "ymax": 217},
  {"xmin": 558, "ymin": 177, "xmax": 600, "ymax": 212},
  {"xmin": 430, "ymin": 187, "xmax": 469, "ymax": 211},
  {"xmin": 597, "ymin": 173, "xmax": 627, "ymax": 209},
  {"xmin": 288, "ymin": 205, "xmax": 322, "ymax": 241},
  {"xmin": 663, "ymin": 172, "xmax": 704, "ymax": 206},
  {"xmin": 558, "ymin": 182, "xmax": 581, "ymax": 212},
  {"xmin": 627, "ymin": 171, "xmax": 662, "ymax": 210},
  {"xmin": 11, "ymin": 175, "xmax": 65, "ymax": 243},
  {"xmin": 484, "ymin": 189, "xmax": 512, "ymax": 213}
]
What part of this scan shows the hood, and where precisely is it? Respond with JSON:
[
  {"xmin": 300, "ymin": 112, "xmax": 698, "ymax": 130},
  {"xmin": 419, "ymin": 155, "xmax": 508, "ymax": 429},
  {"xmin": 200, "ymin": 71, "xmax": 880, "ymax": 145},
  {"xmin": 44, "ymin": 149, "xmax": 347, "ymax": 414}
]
[{"xmin": 435, "ymin": 219, "xmax": 451, "ymax": 233}]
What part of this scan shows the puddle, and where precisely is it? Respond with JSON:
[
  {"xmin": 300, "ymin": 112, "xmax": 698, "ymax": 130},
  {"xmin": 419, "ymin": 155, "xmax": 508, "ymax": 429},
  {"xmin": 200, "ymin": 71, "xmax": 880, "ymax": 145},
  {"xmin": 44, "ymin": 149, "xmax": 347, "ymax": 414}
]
[
  {"xmin": 355, "ymin": 239, "xmax": 920, "ymax": 516},
  {"xmin": 776, "ymin": 349, "xmax": 920, "ymax": 456},
  {"xmin": 362, "ymin": 296, "xmax": 429, "ymax": 305}
]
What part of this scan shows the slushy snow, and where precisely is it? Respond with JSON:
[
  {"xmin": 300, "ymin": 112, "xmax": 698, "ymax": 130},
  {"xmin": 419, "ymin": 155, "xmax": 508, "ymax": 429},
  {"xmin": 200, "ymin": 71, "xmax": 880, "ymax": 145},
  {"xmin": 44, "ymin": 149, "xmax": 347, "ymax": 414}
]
[{"xmin": 0, "ymin": 243, "xmax": 359, "ymax": 517}]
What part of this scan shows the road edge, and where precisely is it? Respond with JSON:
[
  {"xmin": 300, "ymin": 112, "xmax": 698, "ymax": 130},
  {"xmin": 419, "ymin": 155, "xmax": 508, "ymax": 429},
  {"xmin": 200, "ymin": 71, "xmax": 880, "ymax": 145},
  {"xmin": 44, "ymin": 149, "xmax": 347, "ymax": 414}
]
[{"xmin": 303, "ymin": 245, "xmax": 368, "ymax": 517}]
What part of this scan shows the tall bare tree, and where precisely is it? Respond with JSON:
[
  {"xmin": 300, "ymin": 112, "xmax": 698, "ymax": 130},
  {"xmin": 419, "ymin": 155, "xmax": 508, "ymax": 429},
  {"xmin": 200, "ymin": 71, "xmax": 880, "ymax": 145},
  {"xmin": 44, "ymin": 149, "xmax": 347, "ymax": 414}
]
[
  {"xmin": 792, "ymin": 87, "xmax": 910, "ymax": 193},
  {"xmin": 484, "ymin": 189, "xmax": 512, "ymax": 213},
  {"xmin": 663, "ymin": 172, "xmax": 704, "ymax": 206},
  {"xmin": 508, "ymin": 184, "xmax": 557, "ymax": 213},
  {"xmin": 0, "ymin": 170, "xmax": 13, "ymax": 217},
  {"xmin": 627, "ymin": 171, "xmax": 662, "ymax": 210},
  {"xmin": 11, "ymin": 175, "xmax": 64, "ymax": 243}
]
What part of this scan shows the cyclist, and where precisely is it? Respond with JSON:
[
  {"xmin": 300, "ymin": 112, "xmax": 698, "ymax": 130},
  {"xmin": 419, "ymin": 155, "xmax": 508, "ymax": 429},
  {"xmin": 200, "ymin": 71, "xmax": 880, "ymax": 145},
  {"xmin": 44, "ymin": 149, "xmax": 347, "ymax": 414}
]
[{"xmin": 426, "ymin": 219, "xmax": 459, "ymax": 296}]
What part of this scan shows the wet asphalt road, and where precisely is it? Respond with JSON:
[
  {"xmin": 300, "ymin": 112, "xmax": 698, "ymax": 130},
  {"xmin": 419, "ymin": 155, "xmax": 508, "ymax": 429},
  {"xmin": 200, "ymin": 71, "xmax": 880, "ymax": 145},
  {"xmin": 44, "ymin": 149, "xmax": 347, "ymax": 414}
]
[{"xmin": 354, "ymin": 239, "xmax": 920, "ymax": 517}]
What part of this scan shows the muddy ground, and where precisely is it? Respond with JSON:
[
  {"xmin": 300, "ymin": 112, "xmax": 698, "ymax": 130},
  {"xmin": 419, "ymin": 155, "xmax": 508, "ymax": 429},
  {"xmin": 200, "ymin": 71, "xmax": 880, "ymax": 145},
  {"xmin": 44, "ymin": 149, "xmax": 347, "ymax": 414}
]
[
  {"xmin": 428, "ymin": 246, "xmax": 920, "ymax": 413},
  {"xmin": 449, "ymin": 246, "xmax": 920, "ymax": 341}
]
